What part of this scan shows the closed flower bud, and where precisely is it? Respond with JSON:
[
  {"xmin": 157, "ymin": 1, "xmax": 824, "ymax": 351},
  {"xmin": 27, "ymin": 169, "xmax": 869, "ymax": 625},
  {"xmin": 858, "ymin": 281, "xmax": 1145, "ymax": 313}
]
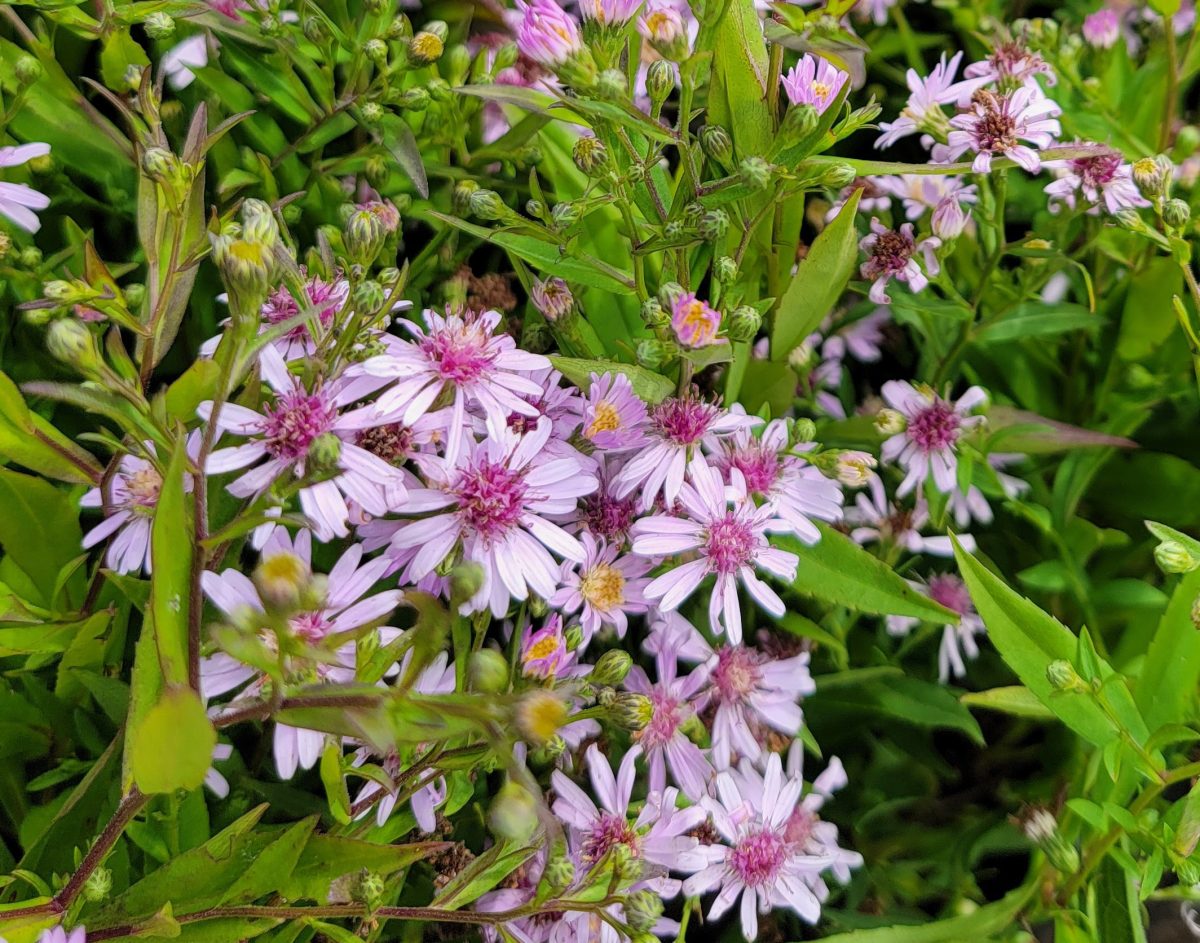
[
  {"xmin": 515, "ymin": 689, "xmax": 568, "ymax": 744},
  {"xmin": 624, "ymin": 889, "xmax": 664, "ymax": 932},
  {"xmin": 14, "ymin": 55, "xmax": 41, "ymax": 85},
  {"xmin": 698, "ymin": 208, "xmax": 730, "ymax": 241},
  {"xmin": 445, "ymin": 44, "xmax": 472, "ymax": 84},
  {"xmin": 542, "ymin": 851, "xmax": 575, "ymax": 890},
  {"xmin": 790, "ymin": 417, "xmax": 817, "ymax": 444},
  {"xmin": 20, "ymin": 246, "xmax": 42, "ymax": 267},
  {"xmin": 525, "ymin": 198, "xmax": 546, "ymax": 219},
  {"xmin": 819, "ymin": 161, "xmax": 857, "ymax": 189},
  {"xmin": 1046, "ymin": 659, "xmax": 1087, "ymax": 693},
  {"xmin": 727, "ymin": 304, "xmax": 761, "ymax": 342},
  {"xmin": 833, "ymin": 450, "xmax": 877, "ymax": 487},
  {"xmin": 364, "ymin": 38, "xmax": 388, "ymax": 63},
  {"xmin": 453, "ymin": 180, "xmax": 480, "ymax": 214},
  {"xmin": 551, "ymin": 201, "xmax": 581, "ymax": 229},
  {"xmin": 641, "ymin": 298, "xmax": 666, "ymax": 327},
  {"xmin": 409, "ymin": 30, "xmax": 444, "ymax": 64},
  {"xmin": 1165, "ymin": 198, "xmax": 1191, "ymax": 229},
  {"xmin": 1133, "ymin": 156, "xmax": 1168, "ymax": 199},
  {"xmin": 531, "ymin": 277, "xmax": 574, "ymax": 321},
  {"xmin": 590, "ymin": 650, "xmax": 633, "ymax": 686},
  {"xmin": 493, "ymin": 42, "xmax": 519, "ymax": 73},
  {"xmin": 365, "ymin": 154, "xmax": 389, "ymax": 188},
  {"xmin": 1176, "ymin": 125, "xmax": 1200, "ymax": 160},
  {"xmin": 46, "ymin": 318, "xmax": 101, "ymax": 373},
  {"xmin": 591, "ymin": 69, "xmax": 625, "ymax": 102},
  {"xmin": 451, "ymin": 561, "xmax": 485, "ymax": 601},
  {"xmin": 683, "ymin": 202, "xmax": 705, "ymax": 227},
  {"xmin": 1023, "ymin": 810, "xmax": 1080, "ymax": 873},
  {"xmin": 359, "ymin": 100, "xmax": 385, "ymax": 124},
  {"xmin": 141, "ymin": 146, "xmax": 178, "ymax": 182},
  {"xmin": 714, "ymin": 256, "xmax": 738, "ymax": 284},
  {"xmin": 1156, "ymin": 539, "xmax": 1200, "ymax": 574},
  {"xmin": 573, "ymin": 136, "xmax": 609, "ymax": 175},
  {"xmin": 241, "ymin": 199, "xmax": 279, "ymax": 245},
  {"xmin": 468, "ymin": 648, "xmax": 509, "ymax": 693},
  {"xmin": 657, "ymin": 281, "xmax": 685, "ymax": 308},
  {"xmin": 306, "ymin": 432, "xmax": 342, "ymax": 472},
  {"xmin": 874, "ymin": 407, "xmax": 906, "ymax": 436},
  {"xmin": 352, "ymin": 870, "xmax": 386, "ymax": 907},
  {"xmin": 426, "ymin": 77, "xmax": 452, "ymax": 103},
  {"xmin": 781, "ymin": 103, "xmax": 819, "ymax": 140},
  {"xmin": 611, "ymin": 691, "xmax": 653, "ymax": 731},
  {"xmin": 1176, "ymin": 856, "xmax": 1200, "ymax": 886},
  {"xmin": 699, "ymin": 124, "xmax": 733, "ymax": 166},
  {"xmin": 563, "ymin": 623, "xmax": 584, "ymax": 649},
  {"xmin": 387, "ymin": 14, "xmax": 411, "ymax": 39},
  {"xmin": 1113, "ymin": 207, "xmax": 1144, "ymax": 230},
  {"xmin": 787, "ymin": 340, "xmax": 815, "ymax": 372},
  {"xmin": 739, "ymin": 156, "xmax": 773, "ymax": 190},
  {"xmin": 83, "ymin": 866, "xmax": 113, "ymax": 903},
  {"xmin": 488, "ymin": 780, "xmax": 540, "ymax": 843},
  {"xmin": 253, "ymin": 551, "xmax": 312, "ymax": 613},
  {"xmin": 646, "ymin": 59, "xmax": 674, "ymax": 106},
  {"xmin": 663, "ymin": 219, "xmax": 687, "ymax": 240},
  {"xmin": 354, "ymin": 279, "xmax": 386, "ymax": 315},
  {"xmin": 144, "ymin": 12, "xmax": 175, "ymax": 39},
  {"xmin": 932, "ymin": 196, "xmax": 968, "ymax": 240},
  {"xmin": 303, "ymin": 16, "xmax": 329, "ymax": 43},
  {"xmin": 636, "ymin": 338, "xmax": 675, "ymax": 369}
]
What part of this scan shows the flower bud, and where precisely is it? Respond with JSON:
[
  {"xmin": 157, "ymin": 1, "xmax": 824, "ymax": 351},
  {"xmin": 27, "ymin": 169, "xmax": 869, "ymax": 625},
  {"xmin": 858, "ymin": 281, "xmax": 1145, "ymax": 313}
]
[
  {"xmin": 20, "ymin": 246, "xmax": 42, "ymax": 267},
  {"xmin": 409, "ymin": 31, "xmax": 444, "ymax": 65},
  {"xmin": 624, "ymin": 889, "xmax": 664, "ymax": 932},
  {"xmin": 453, "ymin": 180, "xmax": 480, "ymax": 214},
  {"xmin": 932, "ymin": 196, "xmax": 968, "ymax": 240},
  {"xmin": 1022, "ymin": 810, "xmax": 1080, "ymax": 874},
  {"xmin": 445, "ymin": 44, "xmax": 472, "ymax": 85},
  {"xmin": 573, "ymin": 136, "xmax": 609, "ymax": 176},
  {"xmin": 303, "ymin": 15, "xmax": 329, "ymax": 43},
  {"xmin": 359, "ymin": 100, "xmax": 385, "ymax": 124},
  {"xmin": 306, "ymin": 432, "xmax": 342, "ymax": 473},
  {"xmin": 488, "ymin": 780, "xmax": 540, "ymax": 843},
  {"xmin": 590, "ymin": 650, "xmax": 633, "ymax": 687},
  {"xmin": 596, "ymin": 68, "xmax": 628, "ymax": 100},
  {"xmin": 611, "ymin": 692, "xmax": 653, "ymax": 731},
  {"xmin": 492, "ymin": 41, "xmax": 519, "ymax": 73},
  {"xmin": 144, "ymin": 12, "xmax": 175, "ymax": 39},
  {"xmin": 739, "ymin": 156, "xmax": 773, "ymax": 190},
  {"xmin": 781, "ymin": 103, "xmax": 819, "ymax": 140},
  {"xmin": 641, "ymin": 298, "xmax": 666, "ymax": 327},
  {"xmin": 351, "ymin": 869, "xmax": 386, "ymax": 908},
  {"xmin": 818, "ymin": 161, "xmax": 857, "ymax": 189},
  {"xmin": 639, "ymin": 5, "xmax": 688, "ymax": 60},
  {"xmin": 697, "ymin": 208, "xmax": 730, "ymax": 241},
  {"xmin": 790, "ymin": 418, "xmax": 817, "ymax": 444},
  {"xmin": 451, "ymin": 561, "xmax": 485, "ymax": 602},
  {"xmin": 141, "ymin": 146, "xmax": 178, "ymax": 182},
  {"xmin": 699, "ymin": 124, "xmax": 733, "ymax": 166},
  {"xmin": 1046, "ymin": 659, "xmax": 1088, "ymax": 693},
  {"xmin": 1133, "ymin": 155, "xmax": 1169, "ymax": 199},
  {"xmin": 646, "ymin": 59, "xmax": 674, "ymax": 107},
  {"xmin": 636, "ymin": 338, "xmax": 675, "ymax": 370},
  {"xmin": 426, "ymin": 77, "xmax": 452, "ymax": 103},
  {"xmin": 354, "ymin": 279, "xmax": 386, "ymax": 316},
  {"xmin": 515, "ymin": 689, "xmax": 569, "ymax": 744},
  {"xmin": 364, "ymin": 38, "xmax": 388, "ymax": 63},
  {"xmin": 787, "ymin": 340, "xmax": 815, "ymax": 372},
  {"xmin": 531, "ymin": 277, "xmax": 574, "ymax": 321},
  {"xmin": 1176, "ymin": 125, "xmax": 1200, "ymax": 160},
  {"xmin": 551, "ymin": 201, "xmax": 581, "ymax": 229},
  {"xmin": 83, "ymin": 866, "xmax": 113, "ymax": 903},
  {"xmin": 657, "ymin": 281, "xmax": 684, "ymax": 309},
  {"xmin": 14, "ymin": 55, "xmax": 41, "ymax": 85},
  {"xmin": 1156, "ymin": 539, "xmax": 1200, "ymax": 574},
  {"xmin": 833, "ymin": 450, "xmax": 877, "ymax": 487},
  {"xmin": 714, "ymin": 256, "xmax": 738, "ymax": 284},
  {"xmin": 253, "ymin": 551, "xmax": 312, "ymax": 613},
  {"xmin": 727, "ymin": 304, "xmax": 761, "ymax": 342},
  {"xmin": 874, "ymin": 407, "xmax": 906, "ymax": 436},
  {"xmin": 468, "ymin": 648, "xmax": 509, "ymax": 693},
  {"xmin": 124, "ymin": 64, "xmax": 144, "ymax": 90},
  {"xmin": 1113, "ymin": 207, "xmax": 1144, "ymax": 230},
  {"xmin": 1165, "ymin": 198, "xmax": 1191, "ymax": 229},
  {"xmin": 241, "ymin": 199, "xmax": 279, "ymax": 245},
  {"xmin": 344, "ymin": 204, "xmax": 391, "ymax": 264},
  {"xmin": 46, "ymin": 318, "xmax": 102, "ymax": 373},
  {"xmin": 542, "ymin": 850, "xmax": 576, "ymax": 890},
  {"xmin": 563, "ymin": 623, "xmax": 584, "ymax": 650}
]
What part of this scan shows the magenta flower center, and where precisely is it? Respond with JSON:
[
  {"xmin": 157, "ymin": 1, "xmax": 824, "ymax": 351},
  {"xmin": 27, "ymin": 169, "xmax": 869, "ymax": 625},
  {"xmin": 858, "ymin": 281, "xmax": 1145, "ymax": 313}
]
[
  {"xmin": 729, "ymin": 444, "xmax": 781, "ymax": 495},
  {"xmin": 731, "ymin": 828, "xmax": 787, "ymax": 887},
  {"xmin": 455, "ymin": 460, "xmax": 528, "ymax": 541},
  {"xmin": 863, "ymin": 229, "xmax": 915, "ymax": 279},
  {"xmin": 906, "ymin": 400, "xmax": 960, "ymax": 453},
  {"xmin": 582, "ymin": 812, "xmax": 639, "ymax": 862},
  {"xmin": 1072, "ymin": 153, "xmax": 1122, "ymax": 188},
  {"xmin": 581, "ymin": 491, "xmax": 638, "ymax": 542},
  {"xmin": 711, "ymin": 646, "xmax": 764, "ymax": 703},
  {"xmin": 928, "ymin": 574, "xmax": 972, "ymax": 616},
  {"xmin": 970, "ymin": 92, "xmax": 1018, "ymax": 153},
  {"xmin": 783, "ymin": 807, "xmax": 816, "ymax": 849},
  {"xmin": 357, "ymin": 423, "xmax": 415, "ymax": 466},
  {"xmin": 263, "ymin": 390, "xmax": 337, "ymax": 460},
  {"xmin": 639, "ymin": 689, "xmax": 686, "ymax": 748},
  {"xmin": 420, "ymin": 321, "xmax": 496, "ymax": 383},
  {"xmin": 704, "ymin": 514, "xmax": 757, "ymax": 574},
  {"xmin": 289, "ymin": 610, "xmax": 331, "ymax": 642},
  {"xmin": 652, "ymin": 396, "xmax": 719, "ymax": 446}
]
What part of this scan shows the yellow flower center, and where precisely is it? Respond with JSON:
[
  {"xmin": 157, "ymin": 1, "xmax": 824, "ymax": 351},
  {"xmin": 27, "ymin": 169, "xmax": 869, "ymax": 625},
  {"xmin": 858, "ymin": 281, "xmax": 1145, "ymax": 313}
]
[
  {"xmin": 813, "ymin": 81, "xmax": 832, "ymax": 101},
  {"xmin": 586, "ymin": 400, "xmax": 622, "ymax": 437},
  {"xmin": 525, "ymin": 635, "xmax": 560, "ymax": 662},
  {"xmin": 579, "ymin": 563, "xmax": 625, "ymax": 611}
]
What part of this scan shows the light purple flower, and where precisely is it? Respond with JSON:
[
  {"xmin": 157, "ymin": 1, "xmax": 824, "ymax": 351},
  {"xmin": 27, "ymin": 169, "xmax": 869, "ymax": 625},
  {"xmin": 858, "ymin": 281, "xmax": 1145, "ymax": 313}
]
[
  {"xmin": 638, "ymin": 1, "xmax": 688, "ymax": 52},
  {"xmin": 374, "ymin": 418, "xmax": 596, "ymax": 617},
  {"xmin": 201, "ymin": 531, "xmax": 403, "ymax": 779},
  {"xmin": 820, "ymin": 307, "xmax": 890, "ymax": 364},
  {"xmin": 931, "ymin": 194, "xmax": 970, "ymax": 239},
  {"xmin": 671, "ymin": 292, "xmax": 722, "ymax": 348},
  {"xmin": 37, "ymin": 927, "xmax": 86, "ymax": 943},
  {"xmin": 613, "ymin": 391, "xmax": 760, "ymax": 510},
  {"xmin": 520, "ymin": 613, "xmax": 574, "ymax": 679},
  {"xmin": 782, "ymin": 744, "xmax": 864, "ymax": 886},
  {"xmin": 859, "ymin": 219, "xmax": 941, "ymax": 305},
  {"xmin": 1083, "ymin": 8, "xmax": 1121, "ymax": 48},
  {"xmin": 875, "ymin": 52, "xmax": 987, "ymax": 150},
  {"xmin": 825, "ymin": 177, "xmax": 894, "ymax": 221},
  {"xmin": 204, "ymin": 743, "xmax": 235, "ymax": 798},
  {"xmin": 876, "ymin": 175, "xmax": 978, "ymax": 221},
  {"xmin": 530, "ymin": 276, "xmax": 573, "ymax": 321},
  {"xmin": 361, "ymin": 307, "xmax": 550, "ymax": 466},
  {"xmin": 576, "ymin": 455, "xmax": 641, "ymax": 544},
  {"xmin": 846, "ymin": 474, "xmax": 974, "ymax": 557},
  {"xmin": 1044, "ymin": 148, "xmax": 1149, "ymax": 215},
  {"xmin": 624, "ymin": 651, "xmax": 713, "ymax": 800},
  {"xmin": 551, "ymin": 532, "xmax": 651, "ymax": 644},
  {"xmin": 881, "ymin": 381, "xmax": 986, "ymax": 497},
  {"xmin": 937, "ymin": 87, "xmax": 1062, "ymax": 174},
  {"xmin": 0, "ymin": 142, "xmax": 50, "ymax": 232},
  {"xmin": 579, "ymin": 372, "xmax": 649, "ymax": 452},
  {"xmin": 781, "ymin": 54, "xmax": 849, "ymax": 115},
  {"xmin": 515, "ymin": 0, "xmax": 583, "ymax": 66},
  {"xmin": 887, "ymin": 573, "xmax": 987, "ymax": 682},
  {"xmin": 578, "ymin": 0, "xmax": 641, "ymax": 26},
  {"xmin": 964, "ymin": 40, "xmax": 1056, "ymax": 92},
  {"xmin": 200, "ymin": 345, "xmax": 409, "ymax": 542},
  {"xmin": 631, "ymin": 458, "xmax": 800, "ymax": 644}
]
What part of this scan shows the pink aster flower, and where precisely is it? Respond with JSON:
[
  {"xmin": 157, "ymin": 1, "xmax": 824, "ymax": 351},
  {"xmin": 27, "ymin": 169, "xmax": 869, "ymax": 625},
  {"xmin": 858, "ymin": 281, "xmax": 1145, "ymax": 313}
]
[
  {"xmin": 520, "ymin": 613, "xmax": 574, "ymax": 679},
  {"xmin": 887, "ymin": 573, "xmax": 987, "ymax": 682},
  {"xmin": 375, "ymin": 418, "xmax": 597, "ymax": 617},
  {"xmin": 685, "ymin": 752, "xmax": 833, "ymax": 940},
  {"xmin": 201, "ymin": 531, "xmax": 403, "ymax": 778},
  {"xmin": 631, "ymin": 458, "xmax": 800, "ymax": 644},
  {"xmin": 0, "ymin": 142, "xmax": 50, "ymax": 232},
  {"xmin": 859, "ymin": 219, "xmax": 941, "ymax": 305},
  {"xmin": 530, "ymin": 276, "xmax": 573, "ymax": 321},
  {"xmin": 671, "ymin": 292, "xmax": 722, "ymax": 348},
  {"xmin": 580, "ymin": 372, "xmax": 649, "ymax": 452},
  {"xmin": 964, "ymin": 40, "xmax": 1056, "ymax": 92},
  {"xmin": 875, "ymin": 52, "xmax": 988, "ymax": 150},
  {"xmin": 710, "ymin": 411, "xmax": 844, "ymax": 544},
  {"xmin": 614, "ymin": 391, "xmax": 760, "ymax": 510},
  {"xmin": 879, "ymin": 381, "xmax": 987, "ymax": 497},
  {"xmin": 201, "ymin": 346, "xmax": 409, "ymax": 542},
  {"xmin": 819, "ymin": 307, "xmax": 891, "ymax": 364},
  {"xmin": 578, "ymin": 0, "xmax": 641, "ymax": 25},
  {"xmin": 576, "ymin": 455, "xmax": 641, "ymax": 543},
  {"xmin": 782, "ymin": 744, "xmax": 864, "ymax": 886},
  {"xmin": 638, "ymin": 1, "xmax": 688, "ymax": 52},
  {"xmin": 1044, "ymin": 147, "xmax": 1148, "ymax": 215},
  {"xmin": 551, "ymin": 532, "xmax": 651, "ymax": 644},
  {"xmin": 931, "ymin": 194, "xmax": 970, "ymax": 239},
  {"xmin": 362, "ymin": 308, "xmax": 550, "ymax": 466},
  {"xmin": 781, "ymin": 54, "xmax": 849, "ymax": 115},
  {"xmin": 875, "ymin": 175, "xmax": 978, "ymax": 221},
  {"xmin": 1083, "ymin": 8, "xmax": 1121, "ymax": 48},
  {"xmin": 38, "ymin": 928, "xmax": 86, "ymax": 943},
  {"xmin": 552, "ymin": 744, "xmax": 710, "ymax": 895},
  {"xmin": 624, "ymin": 651, "xmax": 713, "ymax": 800},
  {"xmin": 937, "ymin": 87, "xmax": 1062, "ymax": 173},
  {"xmin": 846, "ymin": 475, "xmax": 974, "ymax": 557},
  {"xmin": 515, "ymin": 0, "xmax": 583, "ymax": 66}
]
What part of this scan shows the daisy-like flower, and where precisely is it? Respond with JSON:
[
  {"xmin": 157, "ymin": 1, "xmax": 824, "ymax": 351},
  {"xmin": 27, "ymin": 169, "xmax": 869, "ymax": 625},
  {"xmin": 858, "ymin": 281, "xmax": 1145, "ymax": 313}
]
[
  {"xmin": 81, "ymin": 441, "xmax": 188, "ymax": 574},
  {"xmin": 937, "ymin": 87, "xmax": 1062, "ymax": 174},
  {"xmin": 780, "ymin": 54, "xmax": 848, "ymax": 115},
  {"xmin": 376, "ymin": 418, "xmax": 596, "ymax": 617},
  {"xmin": 931, "ymin": 194, "xmax": 970, "ymax": 239},
  {"xmin": 361, "ymin": 308, "xmax": 549, "ymax": 466},
  {"xmin": 552, "ymin": 744, "xmax": 710, "ymax": 894},
  {"xmin": 671, "ymin": 292, "xmax": 722, "ymax": 348},
  {"xmin": 1044, "ymin": 147, "xmax": 1149, "ymax": 215},
  {"xmin": 520, "ymin": 613, "xmax": 575, "ymax": 679},
  {"xmin": 515, "ymin": 0, "xmax": 583, "ymax": 66},
  {"xmin": 201, "ymin": 531, "xmax": 403, "ymax": 778},
  {"xmin": 614, "ymin": 391, "xmax": 760, "ymax": 511},
  {"xmin": 579, "ymin": 372, "xmax": 649, "ymax": 452},
  {"xmin": 578, "ymin": 0, "xmax": 641, "ymax": 26},
  {"xmin": 825, "ymin": 177, "xmax": 893, "ymax": 221},
  {"xmin": 781, "ymin": 744, "xmax": 864, "ymax": 887},
  {"xmin": 876, "ymin": 174, "xmax": 978, "ymax": 221},
  {"xmin": 631, "ymin": 458, "xmax": 800, "ymax": 644},
  {"xmin": 875, "ymin": 52, "xmax": 988, "ymax": 150},
  {"xmin": 819, "ymin": 307, "xmax": 891, "ymax": 364},
  {"xmin": 709, "ymin": 412, "xmax": 844, "ymax": 544},
  {"xmin": 639, "ymin": 1, "xmax": 688, "ymax": 55},
  {"xmin": 887, "ymin": 573, "xmax": 987, "ymax": 682},
  {"xmin": 551, "ymin": 533, "xmax": 651, "ymax": 644},
  {"xmin": 577, "ymin": 456, "xmax": 641, "ymax": 543},
  {"xmin": 859, "ymin": 219, "xmax": 941, "ymax": 305},
  {"xmin": 624, "ymin": 651, "xmax": 712, "ymax": 800},
  {"xmin": 964, "ymin": 40, "xmax": 1056, "ymax": 92},
  {"xmin": 1083, "ymin": 8, "xmax": 1121, "ymax": 48},
  {"xmin": 38, "ymin": 928, "xmax": 86, "ymax": 943},
  {"xmin": 846, "ymin": 475, "xmax": 974, "ymax": 557},
  {"xmin": 0, "ymin": 143, "xmax": 50, "ymax": 233},
  {"xmin": 879, "ymin": 381, "xmax": 987, "ymax": 497},
  {"xmin": 530, "ymin": 276, "xmax": 573, "ymax": 321},
  {"xmin": 685, "ymin": 752, "xmax": 833, "ymax": 941},
  {"xmin": 201, "ymin": 346, "xmax": 409, "ymax": 542}
]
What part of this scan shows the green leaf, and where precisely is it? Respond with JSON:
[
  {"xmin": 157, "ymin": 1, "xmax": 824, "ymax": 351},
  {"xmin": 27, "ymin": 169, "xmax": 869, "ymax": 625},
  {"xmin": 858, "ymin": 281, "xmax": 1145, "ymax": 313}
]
[
  {"xmin": 378, "ymin": 114, "xmax": 429, "ymax": 198},
  {"xmin": 960, "ymin": 686, "xmax": 1055, "ymax": 720},
  {"xmin": 1117, "ymin": 256, "xmax": 1182, "ymax": 360},
  {"xmin": 974, "ymin": 303, "xmax": 1097, "ymax": 344},
  {"xmin": 1093, "ymin": 856, "xmax": 1148, "ymax": 943},
  {"xmin": 1135, "ymin": 568, "xmax": 1200, "ymax": 731},
  {"xmin": 819, "ymin": 886, "xmax": 1032, "ymax": 941},
  {"xmin": 130, "ymin": 687, "xmax": 216, "ymax": 794},
  {"xmin": 164, "ymin": 360, "xmax": 221, "ymax": 423},
  {"xmin": 148, "ymin": 435, "xmax": 195, "ymax": 686},
  {"xmin": 549, "ymin": 356, "xmax": 675, "ymax": 404},
  {"xmin": 779, "ymin": 526, "xmax": 958, "ymax": 623},
  {"xmin": 280, "ymin": 836, "xmax": 449, "ymax": 902},
  {"xmin": 219, "ymin": 817, "xmax": 316, "ymax": 905},
  {"xmin": 0, "ymin": 369, "xmax": 101, "ymax": 485},
  {"xmin": 952, "ymin": 538, "xmax": 1147, "ymax": 749},
  {"xmin": 771, "ymin": 188, "xmax": 862, "ymax": 360},
  {"xmin": 99, "ymin": 30, "xmax": 149, "ymax": 90},
  {"xmin": 320, "ymin": 742, "xmax": 352, "ymax": 825},
  {"xmin": 707, "ymin": 0, "xmax": 771, "ymax": 158},
  {"xmin": 816, "ymin": 675, "xmax": 985, "ymax": 744},
  {"xmin": 0, "ymin": 467, "xmax": 83, "ymax": 606},
  {"xmin": 431, "ymin": 840, "xmax": 539, "ymax": 910}
]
